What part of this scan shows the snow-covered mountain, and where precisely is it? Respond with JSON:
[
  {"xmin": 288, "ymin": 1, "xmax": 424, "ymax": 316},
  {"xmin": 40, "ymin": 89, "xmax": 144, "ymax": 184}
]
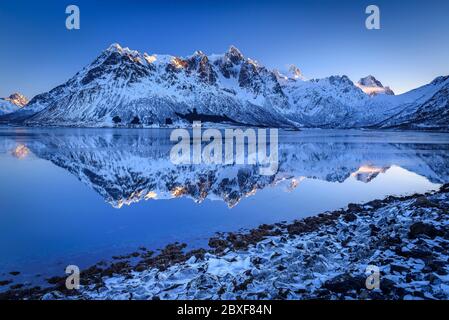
[
  {"xmin": 355, "ymin": 75, "xmax": 395, "ymax": 96},
  {"xmin": 275, "ymin": 64, "xmax": 305, "ymax": 83},
  {"xmin": 1, "ymin": 43, "xmax": 448, "ymax": 130},
  {"xmin": 0, "ymin": 93, "xmax": 28, "ymax": 115},
  {"xmin": 281, "ymin": 72, "xmax": 449, "ymax": 129},
  {"xmin": 376, "ymin": 76, "xmax": 449, "ymax": 130},
  {"xmin": 6, "ymin": 44, "xmax": 294, "ymax": 128}
]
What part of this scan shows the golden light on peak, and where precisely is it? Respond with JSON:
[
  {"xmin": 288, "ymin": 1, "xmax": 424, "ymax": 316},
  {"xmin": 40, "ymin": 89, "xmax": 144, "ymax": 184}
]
[
  {"xmin": 145, "ymin": 191, "xmax": 158, "ymax": 200},
  {"xmin": 288, "ymin": 176, "xmax": 305, "ymax": 191},
  {"xmin": 171, "ymin": 186, "xmax": 187, "ymax": 197},
  {"xmin": 352, "ymin": 165, "xmax": 385, "ymax": 175},
  {"xmin": 171, "ymin": 57, "xmax": 188, "ymax": 69},
  {"xmin": 144, "ymin": 54, "xmax": 157, "ymax": 64},
  {"xmin": 351, "ymin": 165, "xmax": 388, "ymax": 183}
]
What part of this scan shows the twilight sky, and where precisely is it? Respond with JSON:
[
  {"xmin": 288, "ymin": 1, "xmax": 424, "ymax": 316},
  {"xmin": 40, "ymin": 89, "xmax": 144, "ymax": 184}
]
[{"xmin": 1, "ymin": 0, "xmax": 449, "ymax": 98}]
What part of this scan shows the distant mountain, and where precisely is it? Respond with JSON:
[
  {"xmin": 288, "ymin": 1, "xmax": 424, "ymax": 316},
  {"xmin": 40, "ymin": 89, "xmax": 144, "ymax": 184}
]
[
  {"xmin": 283, "ymin": 74, "xmax": 449, "ymax": 129},
  {"xmin": 376, "ymin": 76, "xmax": 449, "ymax": 130},
  {"xmin": 355, "ymin": 75, "xmax": 395, "ymax": 96},
  {"xmin": 0, "ymin": 93, "xmax": 28, "ymax": 115},
  {"xmin": 275, "ymin": 65, "xmax": 305, "ymax": 82},
  {"xmin": 1, "ymin": 43, "xmax": 448, "ymax": 131}
]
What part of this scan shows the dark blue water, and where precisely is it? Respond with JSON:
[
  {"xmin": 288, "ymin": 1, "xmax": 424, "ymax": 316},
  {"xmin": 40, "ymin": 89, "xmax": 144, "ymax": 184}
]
[{"xmin": 1, "ymin": 127, "xmax": 448, "ymax": 289}]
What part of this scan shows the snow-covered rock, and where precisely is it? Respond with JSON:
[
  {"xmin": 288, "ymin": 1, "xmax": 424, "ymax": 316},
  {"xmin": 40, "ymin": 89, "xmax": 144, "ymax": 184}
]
[
  {"xmin": 0, "ymin": 93, "xmax": 28, "ymax": 115},
  {"xmin": 356, "ymin": 75, "xmax": 395, "ymax": 96}
]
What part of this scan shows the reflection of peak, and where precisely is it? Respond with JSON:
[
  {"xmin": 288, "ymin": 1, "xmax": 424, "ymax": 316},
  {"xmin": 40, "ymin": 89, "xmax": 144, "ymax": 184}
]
[
  {"xmin": 11, "ymin": 144, "xmax": 30, "ymax": 159},
  {"xmin": 17, "ymin": 131, "xmax": 449, "ymax": 209},
  {"xmin": 0, "ymin": 93, "xmax": 29, "ymax": 116},
  {"xmin": 351, "ymin": 165, "xmax": 389, "ymax": 183},
  {"xmin": 286, "ymin": 176, "xmax": 305, "ymax": 191}
]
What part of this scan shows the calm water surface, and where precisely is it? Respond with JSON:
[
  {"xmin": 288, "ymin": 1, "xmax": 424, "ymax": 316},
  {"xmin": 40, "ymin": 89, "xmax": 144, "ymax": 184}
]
[{"xmin": 1, "ymin": 127, "xmax": 448, "ymax": 288}]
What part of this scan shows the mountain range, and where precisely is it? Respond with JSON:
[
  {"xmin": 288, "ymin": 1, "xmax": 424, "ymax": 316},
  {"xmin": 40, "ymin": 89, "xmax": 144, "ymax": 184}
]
[{"xmin": 1, "ymin": 43, "xmax": 448, "ymax": 130}]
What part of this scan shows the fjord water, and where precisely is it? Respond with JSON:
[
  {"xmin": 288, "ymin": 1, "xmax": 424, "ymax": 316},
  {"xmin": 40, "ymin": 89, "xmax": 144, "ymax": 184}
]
[{"xmin": 0, "ymin": 127, "xmax": 448, "ymax": 288}]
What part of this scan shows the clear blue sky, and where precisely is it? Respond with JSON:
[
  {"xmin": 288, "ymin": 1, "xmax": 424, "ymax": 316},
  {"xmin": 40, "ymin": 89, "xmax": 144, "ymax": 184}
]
[{"xmin": 1, "ymin": 0, "xmax": 449, "ymax": 98}]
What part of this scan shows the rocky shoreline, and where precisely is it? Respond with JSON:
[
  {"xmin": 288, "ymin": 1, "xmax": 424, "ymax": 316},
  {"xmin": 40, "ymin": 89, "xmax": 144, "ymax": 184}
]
[{"xmin": 2, "ymin": 184, "xmax": 449, "ymax": 300}]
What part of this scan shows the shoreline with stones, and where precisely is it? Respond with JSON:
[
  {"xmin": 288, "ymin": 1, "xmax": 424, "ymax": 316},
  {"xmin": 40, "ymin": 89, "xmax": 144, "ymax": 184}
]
[{"xmin": 2, "ymin": 184, "xmax": 449, "ymax": 300}]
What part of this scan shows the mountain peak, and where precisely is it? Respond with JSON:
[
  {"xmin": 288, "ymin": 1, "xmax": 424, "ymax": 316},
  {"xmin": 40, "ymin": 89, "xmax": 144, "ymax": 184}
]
[
  {"xmin": 3, "ymin": 92, "xmax": 28, "ymax": 107},
  {"xmin": 228, "ymin": 45, "xmax": 242, "ymax": 55},
  {"xmin": 356, "ymin": 75, "xmax": 394, "ymax": 96},
  {"xmin": 226, "ymin": 45, "xmax": 244, "ymax": 64},
  {"xmin": 288, "ymin": 65, "xmax": 304, "ymax": 80},
  {"xmin": 358, "ymin": 75, "xmax": 384, "ymax": 88},
  {"xmin": 0, "ymin": 92, "xmax": 28, "ymax": 116},
  {"xmin": 107, "ymin": 43, "xmax": 123, "ymax": 52},
  {"xmin": 104, "ymin": 43, "xmax": 141, "ymax": 58},
  {"xmin": 274, "ymin": 65, "xmax": 305, "ymax": 82},
  {"xmin": 430, "ymin": 75, "xmax": 449, "ymax": 86}
]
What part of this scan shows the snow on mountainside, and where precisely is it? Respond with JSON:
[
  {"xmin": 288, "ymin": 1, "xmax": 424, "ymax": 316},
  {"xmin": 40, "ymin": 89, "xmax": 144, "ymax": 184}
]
[
  {"xmin": 1, "ymin": 43, "xmax": 448, "ymax": 130},
  {"xmin": 0, "ymin": 93, "xmax": 28, "ymax": 115},
  {"xmin": 13, "ymin": 44, "xmax": 295, "ymax": 128},
  {"xmin": 355, "ymin": 75, "xmax": 395, "ymax": 96},
  {"xmin": 274, "ymin": 65, "xmax": 305, "ymax": 83},
  {"xmin": 281, "ymin": 73, "xmax": 449, "ymax": 129},
  {"xmin": 376, "ymin": 76, "xmax": 449, "ymax": 130},
  {"xmin": 280, "ymin": 75, "xmax": 370, "ymax": 128}
]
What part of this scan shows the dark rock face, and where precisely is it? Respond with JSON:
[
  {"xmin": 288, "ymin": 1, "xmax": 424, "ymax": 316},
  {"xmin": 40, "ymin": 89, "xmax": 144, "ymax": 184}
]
[
  {"xmin": 343, "ymin": 212, "xmax": 357, "ymax": 222},
  {"xmin": 324, "ymin": 274, "xmax": 365, "ymax": 293},
  {"xmin": 359, "ymin": 75, "xmax": 384, "ymax": 88},
  {"xmin": 238, "ymin": 61, "xmax": 259, "ymax": 91},
  {"xmin": 82, "ymin": 51, "xmax": 152, "ymax": 86},
  {"xmin": 186, "ymin": 52, "xmax": 217, "ymax": 85},
  {"xmin": 227, "ymin": 46, "xmax": 244, "ymax": 65},
  {"xmin": 408, "ymin": 222, "xmax": 442, "ymax": 239}
]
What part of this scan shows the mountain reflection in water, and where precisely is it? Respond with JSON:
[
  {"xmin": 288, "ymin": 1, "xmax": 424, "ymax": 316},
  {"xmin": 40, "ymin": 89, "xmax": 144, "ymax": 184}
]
[
  {"xmin": 2, "ymin": 128, "xmax": 449, "ymax": 208},
  {"xmin": 0, "ymin": 127, "xmax": 448, "ymax": 284}
]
